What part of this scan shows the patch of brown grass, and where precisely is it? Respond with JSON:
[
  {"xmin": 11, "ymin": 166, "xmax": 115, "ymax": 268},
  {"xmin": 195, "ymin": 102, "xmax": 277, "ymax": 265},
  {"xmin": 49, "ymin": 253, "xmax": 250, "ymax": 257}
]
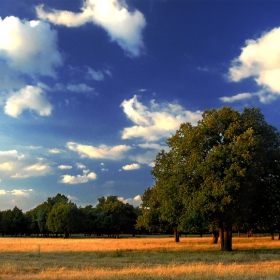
[{"xmin": 0, "ymin": 236, "xmax": 279, "ymax": 279}]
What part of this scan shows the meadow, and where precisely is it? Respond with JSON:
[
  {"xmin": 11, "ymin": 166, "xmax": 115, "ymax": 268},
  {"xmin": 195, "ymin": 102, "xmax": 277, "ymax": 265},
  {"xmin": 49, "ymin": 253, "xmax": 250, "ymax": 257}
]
[{"xmin": 0, "ymin": 235, "xmax": 280, "ymax": 279}]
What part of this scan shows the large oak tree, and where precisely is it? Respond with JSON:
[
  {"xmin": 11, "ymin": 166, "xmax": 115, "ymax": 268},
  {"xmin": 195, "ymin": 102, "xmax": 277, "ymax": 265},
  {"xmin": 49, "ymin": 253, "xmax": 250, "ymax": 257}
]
[{"xmin": 146, "ymin": 107, "xmax": 280, "ymax": 250}]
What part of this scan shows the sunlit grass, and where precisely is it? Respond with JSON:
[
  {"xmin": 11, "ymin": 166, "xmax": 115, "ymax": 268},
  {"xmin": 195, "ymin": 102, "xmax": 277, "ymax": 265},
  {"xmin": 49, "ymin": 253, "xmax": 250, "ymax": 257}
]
[{"xmin": 0, "ymin": 236, "xmax": 279, "ymax": 279}]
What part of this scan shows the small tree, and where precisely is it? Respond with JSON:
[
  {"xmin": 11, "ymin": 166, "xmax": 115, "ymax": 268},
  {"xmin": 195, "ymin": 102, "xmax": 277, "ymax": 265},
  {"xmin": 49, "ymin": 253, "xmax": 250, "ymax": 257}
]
[
  {"xmin": 136, "ymin": 187, "xmax": 172, "ymax": 235},
  {"xmin": 96, "ymin": 196, "xmax": 138, "ymax": 238},
  {"xmin": 46, "ymin": 201, "xmax": 82, "ymax": 238},
  {"xmin": 1, "ymin": 209, "xmax": 13, "ymax": 236}
]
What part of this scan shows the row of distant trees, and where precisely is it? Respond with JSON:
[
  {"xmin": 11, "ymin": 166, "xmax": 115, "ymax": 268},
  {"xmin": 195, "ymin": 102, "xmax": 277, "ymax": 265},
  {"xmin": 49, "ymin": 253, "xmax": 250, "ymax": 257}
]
[{"xmin": 0, "ymin": 194, "xmax": 140, "ymax": 238}]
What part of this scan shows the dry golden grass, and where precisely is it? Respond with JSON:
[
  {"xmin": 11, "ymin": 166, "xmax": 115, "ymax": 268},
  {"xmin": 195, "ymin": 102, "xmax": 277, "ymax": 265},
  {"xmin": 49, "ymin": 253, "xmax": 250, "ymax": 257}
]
[{"xmin": 0, "ymin": 235, "xmax": 280, "ymax": 279}]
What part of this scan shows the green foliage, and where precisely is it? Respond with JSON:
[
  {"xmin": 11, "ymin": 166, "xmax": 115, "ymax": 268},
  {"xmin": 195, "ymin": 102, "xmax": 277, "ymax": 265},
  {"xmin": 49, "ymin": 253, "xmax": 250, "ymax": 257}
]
[
  {"xmin": 46, "ymin": 201, "xmax": 82, "ymax": 237},
  {"xmin": 0, "ymin": 193, "xmax": 140, "ymax": 237},
  {"xmin": 96, "ymin": 195, "xmax": 138, "ymax": 236},
  {"xmin": 0, "ymin": 207, "xmax": 26, "ymax": 236},
  {"xmin": 37, "ymin": 210, "xmax": 48, "ymax": 234},
  {"xmin": 136, "ymin": 187, "xmax": 171, "ymax": 234}
]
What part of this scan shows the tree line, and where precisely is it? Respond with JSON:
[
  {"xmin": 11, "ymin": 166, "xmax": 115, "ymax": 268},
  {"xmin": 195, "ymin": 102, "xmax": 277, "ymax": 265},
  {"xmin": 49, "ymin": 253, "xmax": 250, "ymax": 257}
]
[{"xmin": 0, "ymin": 194, "xmax": 140, "ymax": 238}]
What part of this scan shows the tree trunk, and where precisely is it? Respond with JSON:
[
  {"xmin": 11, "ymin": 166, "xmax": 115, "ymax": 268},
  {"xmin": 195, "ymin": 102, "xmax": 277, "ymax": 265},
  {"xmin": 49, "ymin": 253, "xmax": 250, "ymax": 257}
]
[
  {"xmin": 223, "ymin": 227, "xmax": 232, "ymax": 251},
  {"xmin": 219, "ymin": 227, "xmax": 224, "ymax": 251},
  {"xmin": 212, "ymin": 231, "xmax": 219, "ymax": 244},
  {"xmin": 174, "ymin": 229, "xmax": 180, "ymax": 242},
  {"xmin": 247, "ymin": 229, "xmax": 253, "ymax": 237},
  {"xmin": 63, "ymin": 231, "xmax": 69, "ymax": 239},
  {"xmin": 278, "ymin": 230, "xmax": 280, "ymax": 240},
  {"xmin": 238, "ymin": 231, "xmax": 240, "ymax": 237},
  {"xmin": 271, "ymin": 231, "xmax": 274, "ymax": 240},
  {"xmin": 219, "ymin": 225, "xmax": 232, "ymax": 251}
]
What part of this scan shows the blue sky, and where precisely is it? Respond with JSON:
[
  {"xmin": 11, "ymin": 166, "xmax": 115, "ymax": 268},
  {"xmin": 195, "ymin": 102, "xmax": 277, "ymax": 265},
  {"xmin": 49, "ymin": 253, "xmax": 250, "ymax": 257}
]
[{"xmin": 1, "ymin": 0, "xmax": 280, "ymax": 211}]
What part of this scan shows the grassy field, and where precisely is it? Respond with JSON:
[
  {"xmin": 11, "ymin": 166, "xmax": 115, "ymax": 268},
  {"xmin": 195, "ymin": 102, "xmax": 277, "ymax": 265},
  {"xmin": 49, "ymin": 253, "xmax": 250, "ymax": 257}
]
[{"xmin": 0, "ymin": 235, "xmax": 280, "ymax": 279}]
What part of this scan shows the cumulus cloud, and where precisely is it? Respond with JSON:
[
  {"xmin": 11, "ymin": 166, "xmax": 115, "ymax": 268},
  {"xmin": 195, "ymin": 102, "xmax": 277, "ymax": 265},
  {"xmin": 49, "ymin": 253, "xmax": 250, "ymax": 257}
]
[
  {"xmin": 0, "ymin": 150, "xmax": 52, "ymax": 180},
  {"xmin": 0, "ymin": 189, "xmax": 33, "ymax": 197},
  {"xmin": 228, "ymin": 27, "xmax": 280, "ymax": 101},
  {"xmin": 256, "ymin": 91, "xmax": 278, "ymax": 103},
  {"xmin": 129, "ymin": 143, "xmax": 169, "ymax": 166},
  {"xmin": 49, "ymin": 148, "xmax": 63, "ymax": 154},
  {"xmin": 11, "ymin": 189, "xmax": 33, "ymax": 197},
  {"xmin": 4, "ymin": 85, "xmax": 53, "ymax": 117},
  {"xmin": 118, "ymin": 195, "xmax": 142, "ymax": 207},
  {"xmin": 29, "ymin": 146, "xmax": 42, "ymax": 150},
  {"xmin": 121, "ymin": 95, "xmax": 202, "ymax": 141},
  {"xmin": 59, "ymin": 169, "xmax": 97, "ymax": 184},
  {"xmin": 58, "ymin": 165, "xmax": 72, "ymax": 170},
  {"xmin": 67, "ymin": 142, "xmax": 131, "ymax": 160},
  {"xmin": 129, "ymin": 151, "xmax": 157, "ymax": 166},
  {"xmin": 76, "ymin": 163, "xmax": 86, "ymax": 169},
  {"xmin": 122, "ymin": 163, "xmax": 140, "ymax": 170},
  {"xmin": 36, "ymin": 0, "xmax": 146, "ymax": 57},
  {"xmin": 220, "ymin": 92, "xmax": 253, "ymax": 103},
  {"xmin": 67, "ymin": 195, "xmax": 78, "ymax": 201},
  {"xmin": 0, "ymin": 16, "xmax": 62, "ymax": 78},
  {"xmin": 138, "ymin": 143, "xmax": 168, "ymax": 150}
]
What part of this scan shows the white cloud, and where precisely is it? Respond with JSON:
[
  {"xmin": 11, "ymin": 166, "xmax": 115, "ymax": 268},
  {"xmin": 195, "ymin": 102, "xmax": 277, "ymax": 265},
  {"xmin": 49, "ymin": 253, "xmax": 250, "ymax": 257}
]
[
  {"xmin": 67, "ymin": 142, "xmax": 131, "ymax": 160},
  {"xmin": 121, "ymin": 95, "xmax": 202, "ymax": 141},
  {"xmin": 25, "ymin": 164, "xmax": 50, "ymax": 172},
  {"xmin": 122, "ymin": 163, "xmax": 140, "ymax": 170},
  {"xmin": 59, "ymin": 170, "xmax": 97, "ymax": 184},
  {"xmin": 0, "ymin": 150, "xmax": 52, "ymax": 180},
  {"xmin": 67, "ymin": 83, "xmax": 95, "ymax": 93},
  {"xmin": 228, "ymin": 27, "xmax": 280, "ymax": 100},
  {"xmin": 129, "ymin": 143, "xmax": 168, "ymax": 166},
  {"xmin": 4, "ymin": 85, "xmax": 53, "ymax": 118},
  {"xmin": 138, "ymin": 143, "xmax": 168, "ymax": 150},
  {"xmin": 58, "ymin": 165, "xmax": 72, "ymax": 170},
  {"xmin": 49, "ymin": 148, "xmax": 63, "ymax": 154},
  {"xmin": 118, "ymin": 195, "xmax": 142, "ymax": 207},
  {"xmin": 29, "ymin": 146, "xmax": 42, "ymax": 150},
  {"xmin": 87, "ymin": 67, "xmax": 104, "ymax": 81},
  {"xmin": 0, "ymin": 16, "xmax": 62, "ymax": 78},
  {"xmin": 256, "ymin": 91, "xmax": 278, "ymax": 103},
  {"xmin": 10, "ymin": 189, "xmax": 33, "ymax": 197},
  {"xmin": 76, "ymin": 163, "xmax": 86, "ymax": 169},
  {"xmin": 101, "ymin": 168, "xmax": 108, "ymax": 171},
  {"xmin": 0, "ymin": 189, "xmax": 33, "ymax": 197},
  {"xmin": 67, "ymin": 195, "xmax": 78, "ymax": 201},
  {"xmin": 220, "ymin": 92, "xmax": 253, "ymax": 103},
  {"xmin": 129, "ymin": 151, "xmax": 157, "ymax": 166},
  {"xmin": 36, "ymin": 0, "xmax": 146, "ymax": 57}
]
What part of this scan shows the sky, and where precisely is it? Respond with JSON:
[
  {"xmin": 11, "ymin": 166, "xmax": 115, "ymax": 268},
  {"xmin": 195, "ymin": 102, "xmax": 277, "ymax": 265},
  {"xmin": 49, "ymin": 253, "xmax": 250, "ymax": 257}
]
[{"xmin": 1, "ymin": 0, "xmax": 280, "ymax": 212}]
